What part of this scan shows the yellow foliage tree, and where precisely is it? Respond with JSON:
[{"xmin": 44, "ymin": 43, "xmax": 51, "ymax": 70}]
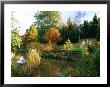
[
  {"xmin": 64, "ymin": 38, "xmax": 74, "ymax": 51},
  {"xmin": 23, "ymin": 24, "xmax": 38, "ymax": 46}
]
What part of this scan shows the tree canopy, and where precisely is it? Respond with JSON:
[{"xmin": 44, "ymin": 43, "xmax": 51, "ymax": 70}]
[
  {"xmin": 22, "ymin": 24, "xmax": 38, "ymax": 46},
  {"xmin": 34, "ymin": 11, "xmax": 62, "ymax": 43}
]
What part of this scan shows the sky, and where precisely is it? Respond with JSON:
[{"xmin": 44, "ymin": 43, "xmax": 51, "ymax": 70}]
[{"xmin": 11, "ymin": 7, "xmax": 100, "ymax": 35}]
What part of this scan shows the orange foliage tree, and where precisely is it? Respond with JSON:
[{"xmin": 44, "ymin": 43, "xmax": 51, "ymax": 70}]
[{"xmin": 43, "ymin": 27, "xmax": 62, "ymax": 44}]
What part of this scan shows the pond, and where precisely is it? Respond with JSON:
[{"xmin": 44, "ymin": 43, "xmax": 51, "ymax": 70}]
[{"xmin": 35, "ymin": 58, "xmax": 75, "ymax": 77}]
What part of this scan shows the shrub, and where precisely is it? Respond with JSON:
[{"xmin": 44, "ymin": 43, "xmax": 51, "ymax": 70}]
[
  {"xmin": 41, "ymin": 52, "xmax": 56, "ymax": 58},
  {"xmin": 72, "ymin": 48, "xmax": 82, "ymax": 52},
  {"xmin": 63, "ymin": 38, "xmax": 74, "ymax": 51},
  {"xmin": 92, "ymin": 48, "xmax": 100, "ymax": 76},
  {"xmin": 87, "ymin": 40, "xmax": 99, "ymax": 54},
  {"xmin": 26, "ymin": 42, "xmax": 43, "ymax": 54},
  {"xmin": 43, "ymin": 41, "xmax": 53, "ymax": 52},
  {"xmin": 82, "ymin": 47, "xmax": 89, "ymax": 56},
  {"xmin": 73, "ymin": 47, "xmax": 100, "ymax": 77},
  {"xmin": 11, "ymin": 55, "xmax": 36, "ymax": 77},
  {"xmin": 11, "ymin": 48, "xmax": 41, "ymax": 77},
  {"xmin": 48, "ymin": 52, "xmax": 57, "ymax": 58},
  {"xmin": 88, "ymin": 45, "xmax": 96, "ymax": 54},
  {"xmin": 26, "ymin": 49, "xmax": 41, "ymax": 68}
]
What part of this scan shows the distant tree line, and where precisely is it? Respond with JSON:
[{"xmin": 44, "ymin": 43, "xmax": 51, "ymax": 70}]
[{"xmin": 34, "ymin": 11, "xmax": 100, "ymax": 44}]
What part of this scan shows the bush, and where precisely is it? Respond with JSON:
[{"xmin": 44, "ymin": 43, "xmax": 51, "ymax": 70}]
[
  {"xmin": 26, "ymin": 49, "xmax": 41, "ymax": 68},
  {"xmin": 41, "ymin": 52, "xmax": 57, "ymax": 58},
  {"xmin": 87, "ymin": 40, "xmax": 99, "ymax": 54},
  {"xmin": 73, "ymin": 47, "xmax": 100, "ymax": 77},
  {"xmin": 43, "ymin": 41, "xmax": 53, "ymax": 52},
  {"xmin": 72, "ymin": 48, "xmax": 82, "ymax": 52},
  {"xmin": 92, "ymin": 48, "xmax": 100, "ymax": 76},
  {"xmin": 63, "ymin": 38, "xmax": 74, "ymax": 51},
  {"xmin": 12, "ymin": 48, "xmax": 41, "ymax": 77},
  {"xmin": 88, "ymin": 45, "xmax": 96, "ymax": 54},
  {"xmin": 26, "ymin": 42, "xmax": 43, "ymax": 54},
  {"xmin": 11, "ymin": 55, "xmax": 36, "ymax": 77}
]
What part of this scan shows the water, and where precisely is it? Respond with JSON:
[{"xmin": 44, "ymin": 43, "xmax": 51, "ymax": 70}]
[{"xmin": 34, "ymin": 58, "xmax": 75, "ymax": 77}]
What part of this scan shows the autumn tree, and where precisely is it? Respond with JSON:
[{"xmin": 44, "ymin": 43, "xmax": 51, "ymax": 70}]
[
  {"xmin": 23, "ymin": 24, "xmax": 38, "ymax": 46},
  {"xmin": 43, "ymin": 27, "xmax": 62, "ymax": 44},
  {"xmin": 34, "ymin": 11, "xmax": 62, "ymax": 43}
]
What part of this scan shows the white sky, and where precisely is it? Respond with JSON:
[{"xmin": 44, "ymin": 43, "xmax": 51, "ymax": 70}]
[{"xmin": 10, "ymin": 4, "xmax": 100, "ymax": 35}]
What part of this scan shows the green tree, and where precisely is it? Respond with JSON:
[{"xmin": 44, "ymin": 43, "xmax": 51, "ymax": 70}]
[
  {"xmin": 80, "ymin": 14, "xmax": 100, "ymax": 39},
  {"xmin": 11, "ymin": 28, "xmax": 22, "ymax": 53},
  {"xmin": 91, "ymin": 14, "xmax": 100, "ymax": 40},
  {"xmin": 34, "ymin": 11, "xmax": 62, "ymax": 43},
  {"xmin": 59, "ymin": 17, "xmax": 79, "ymax": 44},
  {"xmin": 80, "ymin": 20, "xmax": 90, "ymax": 39},
  {"xmin": 67, "ymin": 17, "xmax": 73, "ymax": 29}
]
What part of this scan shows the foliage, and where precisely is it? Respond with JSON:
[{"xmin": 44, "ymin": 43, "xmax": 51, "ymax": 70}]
[
  {"xmin": 11, "ymin": 55, "xmax": 36, "ymax": 77},
  {"xmin": 11, "ymin": 28, "xmax": 22, "ymax": 53},
  {"xmin": 73, "ymin": 48, "xmax": 82, "ymax": 52},
  {"xmin": 43, "ymin": 27, "xmax": 62, "ymax": 44},
  {"xmin": 26, "ymin": 49, "xmax": 41, "ymax": 68},
  {"xmin": 88, "ymin": 45, "xmax": 97, "ymax": 54},
  {"xmin": 12, "ymin": 48, "xmax": 41, "ymax": 76},
  {"xmin": 41, "ymin": 52, "xmax": 57, "ymax": 58},
  {"xmin": 82, "ymin": 47, "xmax": 89, "ymax": 56},
  {"xmin": 67, "ymin": 17, "xmax": 73, "ymax": 29},
  {"xmin": 63, "ymin": 38, "xmax": 74, "ymax": 51},
  {"xmin": 69, "ymin": 27, "xmax": 79, "ymax": 43},
  {"xmin": 43, "ymin": 41, "xmax": 53, "ymax": 52},
  {"xmin": 80, "ymin": 20, "xmax": 90, "ymax": 39},
  {"xmin": 59, "ymin": 18, "xmax": 79, "ymax": 44},
  {"xmin": 34, "ymin": 11, "xmax": 62, "ymax": 43},
  {"xmin": 22, "ymin": 24, "xmax": 38, "ymax": 46},
  {"xmin": 11, "ymin": 11, "xmax": 100, "ymax": 77},
  {"xmin": 73, "ymin": 47, "xmax": 100, "ymax": 77},
  {"xmin": 91, "ymin": 14, "xmax": 100, "ymax": 40},
  {"xmin": 91, "ymin": 48, "xmax": 100, "ymax": 75},
  {"xmin": 80, "ymin": 14, "xmax": 100, "ymax": 39},
  {"xmin": 58, "ymin": 24, "xmax": 68, "ymax": 44},
  {"xmin": 26, "ymin": 42, "xmax": 43, "ymax": 54}
]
